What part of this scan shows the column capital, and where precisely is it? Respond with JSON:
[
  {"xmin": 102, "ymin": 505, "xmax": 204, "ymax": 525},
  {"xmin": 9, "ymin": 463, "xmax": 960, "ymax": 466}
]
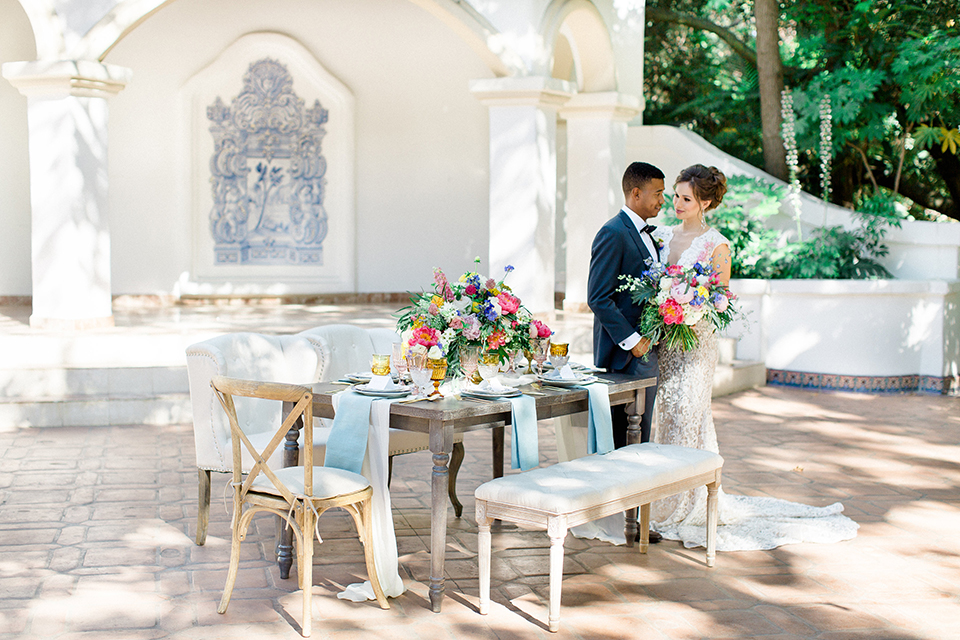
[
  {"xmin": 470, "ymin": 76, "xmax": 574, "ymax": 109},
  {"xmin": 559, "ymin": 92, "xmax": 643, "ymax": 122},
  {"xmin": 2, "ymin": 60, "xmax": 131, "ymax": 99}
]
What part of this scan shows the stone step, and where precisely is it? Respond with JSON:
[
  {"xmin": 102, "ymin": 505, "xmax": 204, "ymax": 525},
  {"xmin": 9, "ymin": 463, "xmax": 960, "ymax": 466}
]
[
  {"xmin": 0, "ymin": 366, "xmax": 188, "ymax": 400},
  {"xmin": 713, "ymin": 360, "xmax": 766, "ymax": 398},
  {"xmin": 0, "ymin": 393, "xmax": 192, "ymax": 429}
]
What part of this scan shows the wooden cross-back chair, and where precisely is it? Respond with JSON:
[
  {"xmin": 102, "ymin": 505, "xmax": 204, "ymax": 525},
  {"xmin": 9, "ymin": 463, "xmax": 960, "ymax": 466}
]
[{"xmin": 211, "ymin": 375, "xmax": 388, "ymax": 637}]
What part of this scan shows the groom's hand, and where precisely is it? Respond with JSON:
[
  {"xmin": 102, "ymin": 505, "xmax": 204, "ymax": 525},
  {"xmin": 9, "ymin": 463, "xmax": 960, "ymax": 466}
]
[{"xmin": 631, "ymin": 337, "xmax": 652, "ymax": 358}]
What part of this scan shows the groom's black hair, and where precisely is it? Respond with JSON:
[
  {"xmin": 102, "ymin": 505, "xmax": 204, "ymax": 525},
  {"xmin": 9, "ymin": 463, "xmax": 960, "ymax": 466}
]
[{"xmin": 622, "ymin": 161, "xmax": 665, "ymax": 195}]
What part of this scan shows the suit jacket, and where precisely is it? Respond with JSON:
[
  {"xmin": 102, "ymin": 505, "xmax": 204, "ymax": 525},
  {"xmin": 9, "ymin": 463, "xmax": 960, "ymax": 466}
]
[{"xmin": 587, "ymin": 210, "xmax": 659, "ymax": 377}]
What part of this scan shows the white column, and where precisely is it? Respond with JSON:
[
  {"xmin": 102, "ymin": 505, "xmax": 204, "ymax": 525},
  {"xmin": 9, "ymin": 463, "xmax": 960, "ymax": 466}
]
[
  {"xmin": 2, "ymin": 60, "xmax": 130, "ymax": 329},
  {"xmin": 559, "ymin": 92, "xmax": 642, "ymax": 312},
  {"xmin": 471, "ymin": 77, "xmax": 573, "ymax": 315}
]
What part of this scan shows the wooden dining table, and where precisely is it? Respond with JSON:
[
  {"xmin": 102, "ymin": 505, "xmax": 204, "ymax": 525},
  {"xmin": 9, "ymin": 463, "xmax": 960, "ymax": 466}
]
[{"xmin": 278, "ymin": 373, "xmax": 656, "ymax": 612}]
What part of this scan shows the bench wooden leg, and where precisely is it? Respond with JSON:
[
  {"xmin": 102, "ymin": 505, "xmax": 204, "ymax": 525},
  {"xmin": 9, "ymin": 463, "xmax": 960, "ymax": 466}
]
[
  {"xmin": 477, "ymin": 502, "xmax": 492, "ymax": 615},
  {"xmin": 706, "ymin": 481, "xmax": 719, "ymax": 567},
  {"xmin": 638, "ymin": 503, "xmax": 651, "ymax": 554},
  {"xmin": 547, "ymin": 515, "xmax": 567, "ymax": 633}
]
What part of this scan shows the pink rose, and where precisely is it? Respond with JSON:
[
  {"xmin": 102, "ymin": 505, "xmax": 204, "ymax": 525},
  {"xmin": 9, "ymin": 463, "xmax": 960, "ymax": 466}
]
[
  {"xmin": 666, "ymin": 265, "xmax": 684, "ymax": 276},
  {"xmin": 449, "ymin": 316, "xmax": 463, "ymax": 329},
  {"xmin": 427, "ymin": 303, "xmax": 439, "ymax": 315},
  {"xmin": 669, "ymin": 282, "xmax": 695, "ymax": 304},
  {"xmin": 485, "ymin": 278, "xmax": 496, "ymax": 290},
  {"xmin": 659, "ymin": 299, "xmax": 684, "ymax": 325},
  {"xmin": 498, "ymin": 292, "xmax": 520, "ymax": 314},
  {"xmin": 465, "ymin": 284, "xmax": 477, "ymax": 295},
  {"xmin": 714, "ymin": 296, "xmax": 729, "ymax": 313}
]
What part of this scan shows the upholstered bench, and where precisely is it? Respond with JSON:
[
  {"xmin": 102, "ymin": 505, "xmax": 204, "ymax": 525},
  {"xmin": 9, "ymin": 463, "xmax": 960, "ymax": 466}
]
[{"xmin": 476, "ymin": 442, "xmax": 723, "ymax": 632}]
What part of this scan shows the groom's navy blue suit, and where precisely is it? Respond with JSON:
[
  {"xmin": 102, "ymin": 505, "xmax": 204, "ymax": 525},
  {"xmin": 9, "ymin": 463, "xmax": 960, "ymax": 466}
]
[{"xmin": 587, "ymin": 209, "xmax": 659, "ymax": 447}]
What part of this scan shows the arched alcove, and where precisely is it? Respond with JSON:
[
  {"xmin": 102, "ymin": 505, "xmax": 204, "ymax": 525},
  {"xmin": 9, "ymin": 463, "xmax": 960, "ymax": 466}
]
[{"xmin": 544, "ymin": 0, "xmax": 616, "ymax": 93}]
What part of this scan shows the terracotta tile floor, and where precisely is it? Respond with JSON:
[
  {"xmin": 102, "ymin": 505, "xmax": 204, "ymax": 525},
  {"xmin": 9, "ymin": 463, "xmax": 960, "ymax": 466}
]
[
  {"xmin": 1, "ymin": 387, "xmax": 957, "ymax": 639},
  {"xmin": 0, "ymin": 303, "xmax": 958, "ymax": 638}
]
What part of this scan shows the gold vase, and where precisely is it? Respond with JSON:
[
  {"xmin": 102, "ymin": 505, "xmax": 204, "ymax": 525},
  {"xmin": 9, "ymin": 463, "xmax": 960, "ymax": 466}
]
[{"xmin": 428, "ymin": 357, "xmax": 448, "ymax": 396}]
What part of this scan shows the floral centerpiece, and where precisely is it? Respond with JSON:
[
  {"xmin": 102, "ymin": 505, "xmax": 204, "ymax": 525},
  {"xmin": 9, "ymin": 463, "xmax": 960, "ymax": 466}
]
[
  {"xmin": 617, "ymin": 261, "xmax": 739, "ymax": 354},
  {"xmin": 396, "ymin": 258, "xmax": 551, "ymax": 375}
]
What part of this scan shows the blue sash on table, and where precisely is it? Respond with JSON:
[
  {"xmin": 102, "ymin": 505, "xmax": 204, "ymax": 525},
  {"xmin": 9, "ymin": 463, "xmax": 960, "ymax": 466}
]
[
  {"xmin": 324, "ymin": 391, "xmax": 374, "ymax": 474},
  {"xmin": 508, "ymin": 394, "xmax": 539, "ymax": 471},
  {"xmin": 585, "ymin": 383, "xmax": 614, "ymax": 455}
]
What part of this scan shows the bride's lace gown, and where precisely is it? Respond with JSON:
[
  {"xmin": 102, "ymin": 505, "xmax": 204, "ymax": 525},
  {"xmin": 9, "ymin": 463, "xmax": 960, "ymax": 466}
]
[{"xmin": 649, "ymin": 226, "xmax": 859, "ymax": 551}]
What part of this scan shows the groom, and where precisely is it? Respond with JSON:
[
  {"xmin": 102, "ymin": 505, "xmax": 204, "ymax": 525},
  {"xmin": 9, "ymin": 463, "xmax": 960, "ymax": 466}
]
[{"xmin": 587, "ymin": 161, "xmax": 665, "ymax": 450}]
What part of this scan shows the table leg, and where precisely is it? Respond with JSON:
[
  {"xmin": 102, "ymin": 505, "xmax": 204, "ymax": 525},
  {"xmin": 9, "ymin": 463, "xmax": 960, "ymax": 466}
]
[
  {"xmin": 492, "ymin": 425, "xmax": 504, "ymax": 479},
  {"xmin": 624, "ymin": 389, "xmax": 645, "ymax": 547},
  {"xmin": 429, "ymin": 419, "xmax": 453, "ymax": 612},
  {"xmin": 277, "ymin": 409, "xmax": 302, "ymax": 580}
]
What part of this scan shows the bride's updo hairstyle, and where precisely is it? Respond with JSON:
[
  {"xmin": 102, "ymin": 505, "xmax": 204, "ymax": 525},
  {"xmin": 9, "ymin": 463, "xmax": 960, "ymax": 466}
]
[{"xmin": 675, "ymin": 164, "xmax": 727, "ymax": 211}]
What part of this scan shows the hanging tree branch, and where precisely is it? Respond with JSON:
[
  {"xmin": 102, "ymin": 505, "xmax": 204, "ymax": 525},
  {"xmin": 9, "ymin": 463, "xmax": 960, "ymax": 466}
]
[{"xmin": 645, "ymin": 6, "xmax": 757, "ymax": 67}]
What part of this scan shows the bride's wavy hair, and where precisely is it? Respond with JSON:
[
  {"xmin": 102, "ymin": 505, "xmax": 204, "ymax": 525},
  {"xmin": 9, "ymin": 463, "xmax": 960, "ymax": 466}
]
[{"xmin": 675, "ymin": 164, "xmax": 727, "ymax": 211}]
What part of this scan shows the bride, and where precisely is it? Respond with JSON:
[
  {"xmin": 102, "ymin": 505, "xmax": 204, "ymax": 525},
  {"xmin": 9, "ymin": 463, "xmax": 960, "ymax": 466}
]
[{"xmin": 650, "ymin": 164, "xmax": 859, "ymax": 551}]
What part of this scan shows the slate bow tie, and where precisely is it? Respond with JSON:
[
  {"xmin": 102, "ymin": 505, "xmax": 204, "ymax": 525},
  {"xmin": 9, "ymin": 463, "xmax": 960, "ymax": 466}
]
[{"xmin": 640, "ymin": 224, "xmax": 656, "ymax": 235}]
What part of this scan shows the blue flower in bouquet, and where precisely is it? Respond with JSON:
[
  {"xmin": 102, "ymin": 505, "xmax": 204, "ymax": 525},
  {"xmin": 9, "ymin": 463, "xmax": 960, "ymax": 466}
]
[{"xmin": 481, "ymin": 298, "xmax": 501, "ymax": 321}]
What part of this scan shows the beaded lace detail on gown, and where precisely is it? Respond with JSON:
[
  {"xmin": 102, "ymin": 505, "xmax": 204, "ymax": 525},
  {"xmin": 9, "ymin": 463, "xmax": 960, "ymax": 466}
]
[{"xmin": 648, "ymin": 226, "xmax": 859, "ymax": 551}]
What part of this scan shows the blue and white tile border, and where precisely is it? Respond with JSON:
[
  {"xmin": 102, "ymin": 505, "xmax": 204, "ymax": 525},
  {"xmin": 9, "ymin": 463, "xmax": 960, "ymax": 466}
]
[{"xmin": 767, "ymin": 369, "xmax": 957, "ymax": 395}]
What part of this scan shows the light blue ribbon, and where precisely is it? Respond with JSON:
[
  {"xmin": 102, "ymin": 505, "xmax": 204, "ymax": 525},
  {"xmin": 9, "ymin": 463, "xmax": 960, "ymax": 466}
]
[
  {"xmin": 324, "ymin": 391, "xmax": 374, "ymax": 474},
  {"xmin": 508, "ymin": 394, "xmax": 539, "ymax": 471},
  {"xmin": 585, "ymin": 383, "xmax": 614, "ymax": 455}
]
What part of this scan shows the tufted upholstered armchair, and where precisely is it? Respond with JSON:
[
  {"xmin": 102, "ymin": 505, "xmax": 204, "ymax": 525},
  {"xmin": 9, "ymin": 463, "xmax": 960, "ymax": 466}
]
[
  {"xmin": 186, "ymin": 332, "xmax": 328, "ymax": 545},
  {"xmin": 297, "ymin": 324, "xmax": 466, "ymax": 516}
]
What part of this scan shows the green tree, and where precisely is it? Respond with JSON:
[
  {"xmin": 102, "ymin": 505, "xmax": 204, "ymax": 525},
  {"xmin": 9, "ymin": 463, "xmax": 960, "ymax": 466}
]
[{"xmin": 643, "ymin": 0, "xmax": 960, "ymax": 221}]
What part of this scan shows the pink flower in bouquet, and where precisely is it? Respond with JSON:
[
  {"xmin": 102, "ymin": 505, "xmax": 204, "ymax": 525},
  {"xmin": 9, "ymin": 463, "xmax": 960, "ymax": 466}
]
[
  {"xmin": 669, "ymin": 282, "xmax": 695, "ymax": 304},
  {"xmin": 497, "ymin": 292, "xmax": 520, "ymax": 314},
  {"xmin": 448, "ymin": 316, "xmax": 463, "ymax": 330},
  {"xmin": 462, "ymin": 315, "xmax": 481, "ymax": 340},
  {"xmin": 666, "ymin": 264, "xmax": 684, "ymax": 276},
  {"xmin": 487, "ymin": 330, "xmax": 507, "ymax": 349},
  {"xmin": 443, "ymin": 286, "xmax": 455, "ymax": 302},
  {"xmin": 709, "ymin": 272, "xmax": 720, "ymax": 285},
  {"xmin": 529, "ymin": 319, "xmax": 552, "ymax": 338},
  {"xmin": 427, "ymin": 302, "xmax": 439, "ymax": 315},
  {"xmin": 659, "ymin": 299, "xmax": 685, "ymax": 325},
  {"xmin": 714, "ymin": 295, "xmax": 729, "ymax": 313},
  {"xmin": 409, "ymin": 326, "xmax": 440, "ymax": 348},
  {"xmin": 433, "ymin": 267, "xmax": 448, "ymax": 289},
  {"xmin": 465, "ymin": 284, "xmax": 477, "ymax": 296},
  {"xmin": 485, "ymin": 278, "xmax": 497, "ymax": 291}
]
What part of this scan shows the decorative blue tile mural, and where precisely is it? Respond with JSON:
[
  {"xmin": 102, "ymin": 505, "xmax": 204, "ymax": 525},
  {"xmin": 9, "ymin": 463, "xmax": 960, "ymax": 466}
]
[{"xmin": 207, "ymin": 59, "xmax": 329, "ymax": 265}]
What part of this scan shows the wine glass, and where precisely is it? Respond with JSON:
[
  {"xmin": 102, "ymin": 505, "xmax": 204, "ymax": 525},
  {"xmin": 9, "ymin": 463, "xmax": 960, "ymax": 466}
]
[
  {"xmin": 549, "ymin": 342, "xmax": 570, "ymax": 372},
  {"xmin": 407, "ymin": 352, "xmax": 431, "ymax": 397},
  {"xmin": 477, "ymin": 352, "xmax": 500, "ymax": 385},
  {"xmin": 531, "ymin": 337, "xmax": 550, "ymax": 376},
  {"xmin": 460, "ymin": 345, "xmax": 480, "ymax": 384},
  {"xmin": 392, "ymin": 341, "xmax": 408, "ymax": 381}
]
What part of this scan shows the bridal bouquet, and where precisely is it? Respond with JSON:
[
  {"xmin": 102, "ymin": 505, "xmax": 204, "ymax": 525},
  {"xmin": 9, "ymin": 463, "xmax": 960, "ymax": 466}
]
[
  {"xmin": 396, "ymin": 258, "xmax": 549, "ymax": 374},
  {"xmin": 617, "ymin": 261, "xmax": 739, "ymax": 353}
]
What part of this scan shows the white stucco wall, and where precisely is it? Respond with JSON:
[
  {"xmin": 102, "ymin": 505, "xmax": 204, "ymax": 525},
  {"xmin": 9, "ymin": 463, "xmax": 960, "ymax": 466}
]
[
  {"xmin": 0, "ymin": 0, "xmax": 35, "ymax": 296},
  {"xmin": 103, "ymin": 0, "xmax": 495, "ymax": 296},
  {"xmin": 727, "ymin": 279, "xmax": 960, "ymax": 384}
]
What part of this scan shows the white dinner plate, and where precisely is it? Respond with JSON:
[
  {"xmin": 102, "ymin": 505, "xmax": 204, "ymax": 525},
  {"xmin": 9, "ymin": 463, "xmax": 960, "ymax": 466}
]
[
  {"xmin": 353, "ymin": 384, "xmax": 412, "ymax": 398},
  {"xmin": 537, "ymin": 373, "xmax": 598, "ymax": 387},
  {"xmin": 461, "ymin": 387, "xmax": 521, "ymax": 399},
  {"xmin": 343, "ymin": 372, "xmax": 373, "ymax": 383}
]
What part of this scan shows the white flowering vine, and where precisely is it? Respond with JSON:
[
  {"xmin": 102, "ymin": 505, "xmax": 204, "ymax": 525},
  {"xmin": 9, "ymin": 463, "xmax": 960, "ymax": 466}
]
[
  {"xmin": 780, "ymin": 88, "xmax": 804, "ymax": 240},
  {"xmin": 819, "ymin": 95, "xmax": 833, "ymax": 203}
]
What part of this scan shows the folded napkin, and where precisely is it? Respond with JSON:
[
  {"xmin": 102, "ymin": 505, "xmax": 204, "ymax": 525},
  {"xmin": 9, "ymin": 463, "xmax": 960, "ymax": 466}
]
[
  {"xmin": 585, "ymin": 383, "xmax": 614, "ymax": 455},
  {"xmin": 557, "ymin": 364, "xmax": 577, "ymax": 380},
  {"xmin": 367, "ymin": 374, "xmax": 396, "ymax": 391},
  {"xmin": 324, "ymin": 391, "xmax": 374, "ymax": 474},
  {"xmin": 508, "ymin": 394, "xmax": 539, "ymax": 471},
  {"xmin": 477, "ymin": 378, "xmax": 514, "ymax": 393}
]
